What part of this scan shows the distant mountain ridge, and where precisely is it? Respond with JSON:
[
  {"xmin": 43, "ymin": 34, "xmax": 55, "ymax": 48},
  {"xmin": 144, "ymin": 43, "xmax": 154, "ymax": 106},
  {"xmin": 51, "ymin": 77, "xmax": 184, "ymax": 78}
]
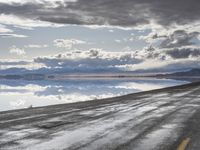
[
  {"xmin": 157, "ymin": 68, "xmax": 200, "ymax": 77},
  {"xmin": 0, "ymin": 74, "xmax": 48, "ymax": 80},
  {"xmin": 153, "ymin": 68, "xmax": 200, "ymax": 82},
  {"xmin": 0, "ymin": 68, "xmax": 200, "ymax": 81}
]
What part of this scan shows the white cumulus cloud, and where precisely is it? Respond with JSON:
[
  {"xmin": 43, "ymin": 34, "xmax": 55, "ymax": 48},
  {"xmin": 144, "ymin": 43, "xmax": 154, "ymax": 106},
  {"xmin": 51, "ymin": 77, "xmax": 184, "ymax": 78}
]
[
  {"xmin": 54, "ymin": 39, "xmax": 86, "ymax": 50},
  {"xmin": 9, "ymin": 46, "xmax": 26, "ymax": 56}
]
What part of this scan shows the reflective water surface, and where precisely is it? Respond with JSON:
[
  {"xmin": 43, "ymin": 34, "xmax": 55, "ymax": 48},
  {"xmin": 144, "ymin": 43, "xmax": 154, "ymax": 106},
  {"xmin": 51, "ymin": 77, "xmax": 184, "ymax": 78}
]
[{"xmin": 0, "ymin": 78, "xmax": 187, "ymax": 112}]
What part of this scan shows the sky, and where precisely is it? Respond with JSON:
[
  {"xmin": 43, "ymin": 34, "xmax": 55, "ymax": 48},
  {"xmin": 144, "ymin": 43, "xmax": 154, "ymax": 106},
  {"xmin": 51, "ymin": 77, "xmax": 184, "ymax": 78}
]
[{"xmin": 0, "ymin": 0, "xmax": 200, "ymax": 74}]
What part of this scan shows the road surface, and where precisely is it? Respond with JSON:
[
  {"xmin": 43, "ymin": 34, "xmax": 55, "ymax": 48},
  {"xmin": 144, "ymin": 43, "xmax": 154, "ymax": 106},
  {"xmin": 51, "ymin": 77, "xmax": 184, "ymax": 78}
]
[{"xmin": 1, "ymin": 82, "xmax": 200, "ymax": 150}]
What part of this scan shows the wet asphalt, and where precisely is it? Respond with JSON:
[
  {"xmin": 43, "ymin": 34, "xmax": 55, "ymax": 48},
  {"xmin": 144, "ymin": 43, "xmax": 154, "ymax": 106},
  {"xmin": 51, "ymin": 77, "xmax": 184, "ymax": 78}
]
[{"xmin": 1, "ymin": 82, "xmax": 200, "ymax": 150}]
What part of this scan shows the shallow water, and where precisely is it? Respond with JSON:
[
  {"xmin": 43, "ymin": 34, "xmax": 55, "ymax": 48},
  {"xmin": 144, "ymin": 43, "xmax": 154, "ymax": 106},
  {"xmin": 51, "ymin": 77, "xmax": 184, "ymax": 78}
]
[{"xmin": 0, "ymin": 78, "xmax": 188, "ymax": 112}]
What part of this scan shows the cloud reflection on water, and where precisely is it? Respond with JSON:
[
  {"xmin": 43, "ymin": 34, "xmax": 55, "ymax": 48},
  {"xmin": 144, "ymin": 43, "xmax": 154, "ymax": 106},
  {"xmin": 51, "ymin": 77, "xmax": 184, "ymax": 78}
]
[{"xmin": 0, "ymin": 78, "xmax": 187, "ymax": 111}]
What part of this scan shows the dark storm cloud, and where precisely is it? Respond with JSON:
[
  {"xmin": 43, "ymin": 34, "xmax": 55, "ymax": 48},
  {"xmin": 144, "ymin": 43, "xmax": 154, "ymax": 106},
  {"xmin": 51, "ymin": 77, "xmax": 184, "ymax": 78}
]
[
  {"xmin": 160, "ymin": 30, "xmax": 200, "ymax": 48},
  {"xmin": 0, "ymin": 0, "xmax": 200, "ymax": 27},
  {"xmin": 165, "ymin": 47, "xmax": 200, "ymax": 59},
  {"xmin": 137, "ymin": 46, "xmax": 200, "ymax": 60}
]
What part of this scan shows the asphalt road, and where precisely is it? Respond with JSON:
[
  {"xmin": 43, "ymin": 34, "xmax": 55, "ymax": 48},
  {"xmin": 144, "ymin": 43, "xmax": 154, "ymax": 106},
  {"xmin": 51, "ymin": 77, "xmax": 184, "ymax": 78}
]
[{"xmin": 1, "ymin": 82, "xmax": 200, "ymax": 150}]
